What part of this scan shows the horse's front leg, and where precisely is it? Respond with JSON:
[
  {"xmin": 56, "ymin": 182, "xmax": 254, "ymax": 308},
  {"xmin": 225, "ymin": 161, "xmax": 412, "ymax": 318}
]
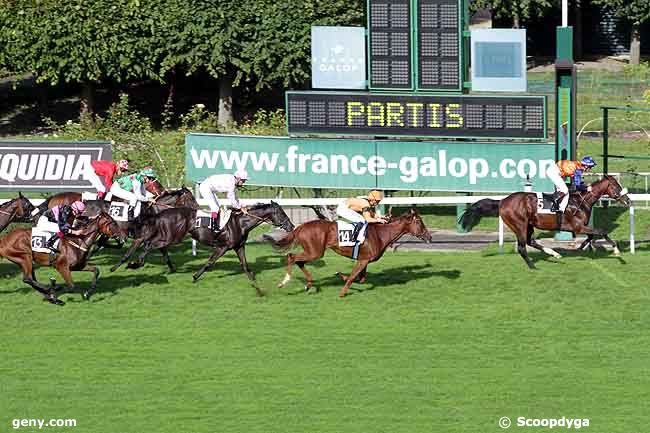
[
  {"xmin": 127, "ymin": 240, "xmax": 154, "ymax": 269},
  {"xmin": 193, "ymin": 245, "xmax": 228, "ymax": 283},
  {"xmin": 110, "ymin": 238, "xmax": 144, "ymax": 272},
  {"xmin": 575, "ymin": 227, "xmax": 621, "ymax": 256},
  {"xmin": 235, "ymin": 245, "xmax": 262, "ymax": 296},
  {"xmin": 80, "ymin": 265, "xmax": 99, "ymax": 300},
  {"xmin": 339, "ymin": 260, "xmax": 370, "ymax": 298}
]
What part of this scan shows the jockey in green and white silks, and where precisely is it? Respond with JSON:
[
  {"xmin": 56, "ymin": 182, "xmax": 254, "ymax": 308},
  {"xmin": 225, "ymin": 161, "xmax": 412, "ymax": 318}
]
[{"xmin": 109, "ymin": 168, "xmax": 157, "ymax": 217}]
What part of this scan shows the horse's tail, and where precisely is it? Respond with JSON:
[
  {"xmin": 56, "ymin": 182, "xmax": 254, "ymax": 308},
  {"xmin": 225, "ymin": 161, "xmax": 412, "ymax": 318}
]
[
  {"xmin": 458, "ymin": 198, "xmax": 501, "ymax": 232},
  {"xmin": 262, "ymin": 228, "xmax": 299, "ymax": 251}
]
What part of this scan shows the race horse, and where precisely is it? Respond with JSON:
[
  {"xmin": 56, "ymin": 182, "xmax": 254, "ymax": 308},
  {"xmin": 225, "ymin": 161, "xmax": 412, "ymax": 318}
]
[
  {"xmin": 265, "ymin": 208, "xmax": 432, "ymax": 298},
  {"xmin": 0, "ymin": 193, "xmax": 36, "ymax": 233},
  {"xmin": 109, "ymin": 188, "xmax": 202, "ymax": 274},
  {"xmin": 190, "ymin": 201, "xmax": 295, "ymax": 296},
  {"xmin": 459, "ymin": 175, "xmax": 631, "ymax": 269},
  {"xmin": 0, "ymin": 211, "xmax": 124, "ymax": 305}
]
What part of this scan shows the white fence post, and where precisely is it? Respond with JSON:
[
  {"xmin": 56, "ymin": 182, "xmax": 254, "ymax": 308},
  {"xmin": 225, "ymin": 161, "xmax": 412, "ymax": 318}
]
[
  {"xmin": 498, "ymin": 216, "xmax": 504, "ymax": 253},
  {"xmin": 630, "ymin": 205, "xmax": 635, "ymax": 254}
]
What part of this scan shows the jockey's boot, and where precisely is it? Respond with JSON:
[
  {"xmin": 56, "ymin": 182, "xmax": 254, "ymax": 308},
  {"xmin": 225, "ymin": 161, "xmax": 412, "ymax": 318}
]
[
  {"xmin": 351, "ymin": 222, "xmax": 364, "ymax": 243},
  {"xmin": 556, "ymin": 211, "xmax": 564, "ymax": 228},
  {"xmin": 46, "ymin": 234, "xmax": 60, "ymax": 254},
  {"xmin": 211, "ymin": 211, "xmax": 222, "ymax": 236},
  {"xmin": 551, "ymin": 191, "xmax": 565, "ymax": 212}
]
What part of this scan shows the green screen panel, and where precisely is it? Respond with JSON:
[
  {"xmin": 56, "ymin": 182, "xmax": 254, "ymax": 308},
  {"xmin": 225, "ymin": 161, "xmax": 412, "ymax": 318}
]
[
  {"xmin": 416, "ymin": 0, "xmax": 462, "ymax": 91},
  {"xmin": 368, "ymin": 0, "xmax": 413, "ymax": 90},
  {"xmin": 287, "ymin": 91, "xmax": 547, "ymax": 139}
]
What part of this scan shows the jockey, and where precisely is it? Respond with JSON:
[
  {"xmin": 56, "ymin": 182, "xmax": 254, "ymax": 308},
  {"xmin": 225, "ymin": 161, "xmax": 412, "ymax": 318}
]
[
  {"xmin": 110, "ymin": 168, "xmax": 157, "ymax": 219},
  {"xmin": 83, "ymin": 159, "xmax": 129, "ymax": 200},
  {"xmin": 336, "ymin": 190, "xmax": 388, "ymax": 242},
  {"xmin": 547, "ymin": 156, "xmax": 596, "ymax": 212},
  {"xmin": 38, "ymin": 201, "xmax": 86, "ymax": 253},
  {"xmin": 198, "ymin": 170, "xmax": 249, "ymax": 232}
]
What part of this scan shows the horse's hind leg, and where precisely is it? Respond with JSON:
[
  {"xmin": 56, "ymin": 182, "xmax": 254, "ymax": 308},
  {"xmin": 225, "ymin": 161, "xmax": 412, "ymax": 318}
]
[
  {"xmin": 18, "ymin": 257, "xmax": 63, "ymax": 305},
  {"xmin": 516, "ymin": 239, "xmax": 536, "ymax": 269},
  {"xmin": 280, "ymin": 246, "xmax": 324, "ymax": 291},
  {"xmin": 192, "ymin": 245, "xmax": 228, "ymax": 283},
  {"xmin": 527, "ymin": 225, "xmax": 562, "ymax": 259},
  {"xmin": 278, "ymin": 253, "xmax": 296, "ymax": 288}
]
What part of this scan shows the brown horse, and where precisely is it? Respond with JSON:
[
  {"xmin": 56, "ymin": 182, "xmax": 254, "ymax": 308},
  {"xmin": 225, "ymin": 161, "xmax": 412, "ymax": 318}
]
[
  {"xmin": 459, "ymin": 175, "xmax": 631, "ymax": 269},
  {"xmin": 0, "ymin": 193, "xmax": 36, "ymax": 233},
  {"xmin": 0, "ymin": 212, "xmax": 125, "ymax": 305},
  {"xmin": 265, "ymin": 208, "xmax": 432, "ymax": 297}
]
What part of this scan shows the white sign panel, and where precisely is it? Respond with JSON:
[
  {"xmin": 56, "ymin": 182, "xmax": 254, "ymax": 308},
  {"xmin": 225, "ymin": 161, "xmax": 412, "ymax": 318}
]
[
  {"xmin": 311, "ymin": 26, "xmax": 366, "ymax": 90},
  {"xmin": 471, "ymin": 29, "xmax": 527, "ymax": 92}
]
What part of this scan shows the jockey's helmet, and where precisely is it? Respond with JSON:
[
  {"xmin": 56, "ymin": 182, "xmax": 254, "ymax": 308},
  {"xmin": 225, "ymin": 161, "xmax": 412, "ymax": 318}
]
[
  {"xmin": 140, "ymin": 168, "xmax": 157, "ymax": 179},
  {"xmin": 71, "ymin": 201, "xmax": 86, "ymax": 214},
  {"xmin": 234, "ymin": 170, "xmax": 249, "ymax": 180},
  {"xmin": 367, "ymin": 190, "xmax": 383, "ymax": 202},
  {"xmin": 581, "ymin": 156, "xmax": 596, "ymax": 168}
]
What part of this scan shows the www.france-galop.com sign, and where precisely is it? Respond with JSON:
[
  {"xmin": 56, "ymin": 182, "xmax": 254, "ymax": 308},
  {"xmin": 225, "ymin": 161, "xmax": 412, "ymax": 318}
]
[
  {"xmin": 0, "ymin": 141, "xmax": 111, "ymax": 191},
  {"xmin": 185, "ymin": 133, "xmax": 554, "ymax": 192}
]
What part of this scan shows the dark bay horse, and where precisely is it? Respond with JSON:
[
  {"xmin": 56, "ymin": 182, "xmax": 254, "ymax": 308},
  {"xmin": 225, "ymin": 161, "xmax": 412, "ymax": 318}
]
[
  {"xmin": 190, "ymin": 202, "xmax": 295, "ymax": 295},
  {"xmin": 0, "ymin": 193, "xmax": 36, "ymax": 233},
  {"xmin": 0, "ymin": 212, "xmax": 124, "ymax": 305},
  {"xmin": 109, "ymin": 189, "xmax": 201, "ymax": 274},
  {"xmin": 265, "ymin": 208, "xmax": 432, "ymax": 298},
  {"xmin": 459, "ymin": 175, "xmax": 631, "ymax": 269}
]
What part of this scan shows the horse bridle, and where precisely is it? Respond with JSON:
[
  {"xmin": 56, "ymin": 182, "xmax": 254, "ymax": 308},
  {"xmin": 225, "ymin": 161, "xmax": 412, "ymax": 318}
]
[
  {"xmin": 243, "ymin": 207, "xmax": 293, "ymax": 231},
  {"xmin": 0, "ymin": 198, "xmax": 18, "ymax": 217}
]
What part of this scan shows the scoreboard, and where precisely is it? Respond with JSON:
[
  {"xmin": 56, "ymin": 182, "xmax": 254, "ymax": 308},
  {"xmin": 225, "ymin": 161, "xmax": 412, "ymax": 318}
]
[
  {"xmin": 368, "ymin": 0, "xmax": 462, "ymax": 91},
  {"xmin": 287, "ymin": 91, "xmax": 547, "ymax": 139}
]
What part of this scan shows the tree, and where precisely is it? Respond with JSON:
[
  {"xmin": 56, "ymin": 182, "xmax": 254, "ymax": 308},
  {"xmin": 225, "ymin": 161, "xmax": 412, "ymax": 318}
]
[
  {"xmin": 591, "ymin": 0, "xmax": 650, "ymax": 65},
  {"xmin": 470, "ymin": 0, "xmax": 553, "ymax": 28},
  {"xmin": 0, "ymin": 0, "xmax": 161, "ymax": 117}
]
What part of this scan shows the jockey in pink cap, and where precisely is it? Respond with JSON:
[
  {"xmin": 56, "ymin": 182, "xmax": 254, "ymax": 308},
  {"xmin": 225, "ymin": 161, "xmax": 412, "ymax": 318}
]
[{"xmin": 37, "ymin": 201, "xmax": 87, "ymax": 253}]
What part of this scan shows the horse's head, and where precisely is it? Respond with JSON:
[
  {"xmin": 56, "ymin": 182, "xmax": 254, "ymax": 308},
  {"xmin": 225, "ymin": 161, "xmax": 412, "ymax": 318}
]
[
  {"xmin": 146, "ymin": 179, "xmax": 166, "ymax": 197},
  {"xmin": 15, "ymin": 192, "xmax": 36, "ymax": 221},
  {"xmin": 401, "ymin": 208, "xmax": 432, "ymax": 242},
  {"xmin": 249, "ymin": 201, "xmax": 294, "ymax": 231},
  {"xmin": 97, "ymin": 211, "xmax": 127, "ymax": 243},
  {"xmin": 602, "ymin": 175, "xmax": 631, "ymax": 207}
]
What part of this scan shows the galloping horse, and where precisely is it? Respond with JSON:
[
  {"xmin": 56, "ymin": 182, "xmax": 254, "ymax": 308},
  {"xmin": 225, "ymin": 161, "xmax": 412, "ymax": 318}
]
[
  {"xmin": 191, "ymin": 202, "xmax": 295, "ymax": 295},
  {"xmin": 265, "ymin": 208, "xmax": 432, "ymax": 298},
  {"xmin": 0, "ymin": 193, "xmax": 36, "ymax": 233},
  {"xmin": 459, "ymin": 175, "xmax": 631, "ymax": 269},
  {"xmin": 109, "ymin": 188, "xmax": 202, "ymax": 274},
  {"xmin": 0, "ymin": 212, "xmax": 124, "ymax": 305}
]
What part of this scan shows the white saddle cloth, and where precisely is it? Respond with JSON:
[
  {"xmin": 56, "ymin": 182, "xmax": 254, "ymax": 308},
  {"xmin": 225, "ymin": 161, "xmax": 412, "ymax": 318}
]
[
  {"xmin": 31, "ymin": 229, "xmax": 58, "ymax": 253},
  {"xmin": 336, "ymin": 221, "xmax": 367, "ymax": 247}
]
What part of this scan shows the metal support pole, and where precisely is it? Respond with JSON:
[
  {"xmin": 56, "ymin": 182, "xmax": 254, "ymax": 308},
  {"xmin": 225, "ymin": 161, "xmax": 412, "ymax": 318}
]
[
  {"xmin": 603, "ymin": 107, "xmax": 609, "ymax": 176},
  {"xmin": 630, "ymin": 205, "xmax": 635, "ymax": 254}
]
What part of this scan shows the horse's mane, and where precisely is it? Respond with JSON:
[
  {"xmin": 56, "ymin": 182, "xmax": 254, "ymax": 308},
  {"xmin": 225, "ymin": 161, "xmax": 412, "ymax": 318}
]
[{"xmin": 247, "ymin": 202, "xmax": 274, "ymax": 211}]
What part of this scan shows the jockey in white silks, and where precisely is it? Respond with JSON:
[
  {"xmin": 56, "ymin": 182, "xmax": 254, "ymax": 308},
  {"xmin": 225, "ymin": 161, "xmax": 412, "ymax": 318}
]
[{"xmin": 199, "ymin": 170, "xmax": 249, "ymax": 232}]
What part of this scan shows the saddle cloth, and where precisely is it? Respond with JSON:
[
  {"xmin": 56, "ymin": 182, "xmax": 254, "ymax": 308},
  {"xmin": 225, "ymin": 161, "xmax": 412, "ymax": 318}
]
[
  {"xmin": 108, "ymin": 201, "xmax": 130, "ymax": 222},
  {"xmin": 196, "ymin": 209, "xmax": 231, "ymax": 230},
  {"xmin": 336, "ymin": 221, "xmax": 367, "ymax": 247},
  {"xmin": 535, "ymin": 192, "xmax": 558, "ymax": 214},
  {"xmin": 31, "ymin": 229, "xmax": 58, "ymax": 253}
]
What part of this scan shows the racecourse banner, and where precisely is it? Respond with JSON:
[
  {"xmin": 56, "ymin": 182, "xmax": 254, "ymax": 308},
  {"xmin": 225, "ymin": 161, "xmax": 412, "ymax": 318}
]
[
  {"xmin": 185, "ymin": 133, "xmax": 554, "ymax": 192},
  {"xmin": 0, "ymin": 140, "xmax": 111, "ymax": 191}
]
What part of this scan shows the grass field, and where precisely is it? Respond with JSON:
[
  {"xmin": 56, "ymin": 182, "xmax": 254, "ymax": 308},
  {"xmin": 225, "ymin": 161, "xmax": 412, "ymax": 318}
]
[{"xmin": 1, "ymin": 236, "xmax": 650, "ymax": 433}]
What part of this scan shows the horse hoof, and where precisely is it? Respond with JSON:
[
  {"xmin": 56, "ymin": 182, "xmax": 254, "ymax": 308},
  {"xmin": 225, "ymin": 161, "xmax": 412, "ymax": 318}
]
[
  {"xmin": 82, "ymin": 291, "xmax": 92, "ymax": 301},
  {"xmin": 48, "ymin": 296, "xmax": 65, "ymax": 306},
  {"xmin": 109, "ymin": 266, "xmax": 118, "ymax": 273},
  {"xmin": 169, "ymin": 267, "xmax": 177, "ymax": 274}
]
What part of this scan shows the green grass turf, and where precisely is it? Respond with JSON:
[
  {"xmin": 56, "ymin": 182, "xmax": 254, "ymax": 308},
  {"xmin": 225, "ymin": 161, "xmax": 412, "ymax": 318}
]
[{"xmin": 1, "ymin": 237, "xmax": 649, "ymax": 433}]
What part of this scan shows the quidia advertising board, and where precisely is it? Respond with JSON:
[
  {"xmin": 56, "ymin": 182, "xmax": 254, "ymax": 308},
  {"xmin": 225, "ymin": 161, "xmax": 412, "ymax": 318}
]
[{"xmin": 0, "ymin": 141, "xmax": 111, "ymax": 191}]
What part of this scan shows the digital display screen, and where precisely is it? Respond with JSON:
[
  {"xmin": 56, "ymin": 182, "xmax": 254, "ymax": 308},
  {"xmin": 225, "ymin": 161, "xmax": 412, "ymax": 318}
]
[
  {"xmin": 287, "ymin": 91, "xmax": 547, "ymax": 139},
  {"xmin": 417, "ymin": 0, "xmax": 461, "ymax": 90},
  {"xmin": 368, "ymin": 0, "xmax": 413, "ymax": 89}
]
